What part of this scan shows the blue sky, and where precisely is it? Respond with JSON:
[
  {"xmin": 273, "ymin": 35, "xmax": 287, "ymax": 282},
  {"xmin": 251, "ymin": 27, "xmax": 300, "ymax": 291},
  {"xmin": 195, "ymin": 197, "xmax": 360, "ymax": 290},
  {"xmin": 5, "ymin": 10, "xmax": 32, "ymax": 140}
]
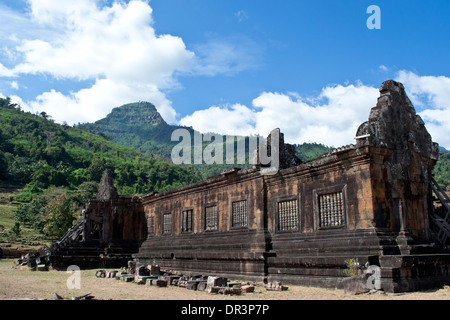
[{"xmin": 1, "ymin": 0, "xmax": 450, "ymax": 148}]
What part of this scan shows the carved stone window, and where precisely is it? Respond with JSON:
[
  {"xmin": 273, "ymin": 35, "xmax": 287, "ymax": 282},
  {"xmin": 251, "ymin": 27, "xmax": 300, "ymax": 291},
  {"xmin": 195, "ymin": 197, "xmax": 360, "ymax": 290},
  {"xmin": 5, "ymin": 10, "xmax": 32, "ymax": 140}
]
[
  {"xmin": 148, "ymin": 216, "xmax": 155, "ymax": 236},
  {"xmin": 205, "ymin": 205, "xmax": 218, "ymax": 231},
  {"xmin": 232, "ymin": 200, "xmax": 248, "ymax": 228},
  {"xmin": 181, "ymin": 209, "xmax": 193, "ymax": 233},
  {"xmin": 318, "ymin": 191, "xmax": 345, "ymax": 228},
  {"xmin": 163, "ymin": 212, "xmax": 172, "ymax": 235},
  {"xmin": 90, "ymin": 221, "xmax": 103, "ymax": 240},
  {"xmin": 278, "ymin": 199, "xmax": 298, "ymax": 231}
]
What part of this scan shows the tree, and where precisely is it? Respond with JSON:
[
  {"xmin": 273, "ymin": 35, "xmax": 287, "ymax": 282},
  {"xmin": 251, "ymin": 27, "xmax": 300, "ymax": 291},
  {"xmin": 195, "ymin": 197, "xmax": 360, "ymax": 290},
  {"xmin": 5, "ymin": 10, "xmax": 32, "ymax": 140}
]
[
  {"xmin": 71, "ymin": 181, "xmax": 99, "ymax": 206},
  {"xmin": 68, "ymin": 168, "xmax": 89, "ymax": 187},
  {"xmin": 0, "ymin": 97, "xmax": 17, "ymax": 109},
  {"xmin": 42, "ymin": 194, "xmax": 78, "ymax": 238},
  {"xmin": 0, "ymin": 151, "xmax": 7, "ymax": 180},
  {"xmin": 87, "ymin": 157, "xmax": 109, "ymax": 182},
  {"xmin": 40, "ymin": 111, "xmax": 49, "ymax": 120},
  {"xmin": 15, "ymin": 195, "xmax": 47, "ymax": 227}
]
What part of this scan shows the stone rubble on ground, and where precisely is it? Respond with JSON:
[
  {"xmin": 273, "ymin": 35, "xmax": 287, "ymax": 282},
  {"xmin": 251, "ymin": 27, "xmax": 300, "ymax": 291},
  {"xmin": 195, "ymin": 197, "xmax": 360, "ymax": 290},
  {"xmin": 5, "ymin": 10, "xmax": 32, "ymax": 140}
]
[{"xmin": 93, "ymin": 263, "xmax": 288, "ymax": 296}]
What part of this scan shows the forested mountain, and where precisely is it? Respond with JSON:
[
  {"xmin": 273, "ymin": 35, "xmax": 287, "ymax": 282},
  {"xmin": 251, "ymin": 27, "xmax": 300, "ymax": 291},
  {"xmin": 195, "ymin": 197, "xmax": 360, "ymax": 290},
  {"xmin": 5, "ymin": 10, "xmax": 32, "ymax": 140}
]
[
  {"xmin": 0, "ymin": 98, "xmax": 200, "ymax": 238},
  {"xmin": 79, "ymin": 102, "xmax": 181, "ymax": 161}
]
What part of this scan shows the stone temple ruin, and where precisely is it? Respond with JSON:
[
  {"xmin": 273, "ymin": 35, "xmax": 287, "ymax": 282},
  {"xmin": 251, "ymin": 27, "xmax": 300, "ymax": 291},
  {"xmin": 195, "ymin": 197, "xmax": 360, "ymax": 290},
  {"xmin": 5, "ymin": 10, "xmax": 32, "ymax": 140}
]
[{"xmin": 48, "ymin": 80, "xmax": 450, "ymax": 293}]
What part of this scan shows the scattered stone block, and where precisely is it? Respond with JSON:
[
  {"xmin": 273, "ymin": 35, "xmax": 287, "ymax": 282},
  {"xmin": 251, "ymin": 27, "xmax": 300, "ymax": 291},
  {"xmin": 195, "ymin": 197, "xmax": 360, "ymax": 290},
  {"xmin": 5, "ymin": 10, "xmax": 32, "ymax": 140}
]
[
  {"xmin": 37, "ymin": 264, "xmax": 48, "ymax": 271},
  {"xmin": 95, "ymin": 270, "xmax": 106, "ymax": 278},
  {"xmin": 115, "ymin": 271, "xmax": 127, "ymax": 280},
  {"xmin": 134, "ymin": 276, "xmax": 147, "ymax": 284},
  {"xmin": 156, "ymin": 279, "xmax": 168, "ymax": 287},
  {"xmin": 166, "ymin": 275, "xmax": 181, "ymax": 285},
  {"xmin": 121, "ymin": 275, "xmax": 134, "ymax": 282},
  {"xmin": 241, "ymin": 285, "xmax": 255, "ymax": 293},
  {"xmin": 228, "ymin": 281, "xmax": 241, "ymax": 287},
  {"xmin": 342, "ymin": 273, "xmax": 371, "ymax": 295},
  {"xmin": 265, "ymin": 281, "xmax": 288, "ymax": 291},
  {"xmin": 186, "ymin": 280, "xmax": 199, "ymax": 290},
  {"xmin": 147, "ymin": 265, "xmax": 160, "ymax": 275},
  {"xmin": 197, "ymin": 281, "xmax": 208, "ymax": 291},
  {"xmin": 218, "ymin": 287, "xmax": 242, "ymax": 295},
  {"xmin": 206, "ymin": 276, "xmax": 228, "ymax": 293}
]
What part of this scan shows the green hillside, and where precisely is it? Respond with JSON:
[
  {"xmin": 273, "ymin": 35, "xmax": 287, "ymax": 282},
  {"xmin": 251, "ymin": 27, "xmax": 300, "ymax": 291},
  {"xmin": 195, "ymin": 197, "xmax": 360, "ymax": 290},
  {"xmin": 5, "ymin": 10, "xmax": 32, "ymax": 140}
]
[{"xmin": 0, "ymin": 98, "xmax": 200, "ymax": 239}]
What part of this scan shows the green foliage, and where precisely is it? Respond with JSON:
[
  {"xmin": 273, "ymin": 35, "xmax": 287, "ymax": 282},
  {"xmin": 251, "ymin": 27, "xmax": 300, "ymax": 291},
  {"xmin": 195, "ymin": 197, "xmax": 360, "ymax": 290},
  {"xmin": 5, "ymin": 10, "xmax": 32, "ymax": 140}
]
[
  {"xmin": 8, "ymin": 222, "xmax": 21, "ymax": 240},
  {"xmin": 70, "ymin": 181, "xmax": 99, "ymax": 206},
  {"xmin": 0, "ymin": 97, "xmax": 17, "ymax": 110},
  {"xmin": 14, "ymin": 193, "xmax": 48, "ymax": 229},
  {"xmin": 295, "ymin": 143, "xmax": 332, "ymax": 161},
  {"xmin": 87, "ymin": 157, "xmax": 111, "ymax": 182},
  {"xmin": 15, "ymin": 183, "xmax": 43, "ymax": 203},
  {"xmin": 433, "ymin": 151, "xmax": 450, "ymax": 190},
  {"xmin": 67, "ymin": 168, "xmax": 89, "ymax": 187},
  {"xmin": 14, "ymin": 186, "xmax": 98, "ymax": 238},
  {"xmin": 42, "ymin": 194, "xmax": 78, "ymax": 238},
  {"xmin": 344, "ymin": 258, "xmax": 360, "ymax": 277},
  {"xmin": 0, "ymin": 151, "xmax": 7, "ymax": 180},
  {"xmin": 0, "ymin": 97, "xmax": 200, "ymax": 192},
  {"xmin": 0, "ymin": 97, "xmax": 201, "ymax": 238}
]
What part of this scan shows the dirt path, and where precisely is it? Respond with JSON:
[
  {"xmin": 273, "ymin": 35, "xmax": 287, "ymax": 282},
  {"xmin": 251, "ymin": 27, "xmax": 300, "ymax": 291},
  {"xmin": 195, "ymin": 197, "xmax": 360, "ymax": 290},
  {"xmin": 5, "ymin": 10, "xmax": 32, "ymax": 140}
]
[{"xmin": 0, "ymin": 259, "xmax": 449, "ymax": 300}]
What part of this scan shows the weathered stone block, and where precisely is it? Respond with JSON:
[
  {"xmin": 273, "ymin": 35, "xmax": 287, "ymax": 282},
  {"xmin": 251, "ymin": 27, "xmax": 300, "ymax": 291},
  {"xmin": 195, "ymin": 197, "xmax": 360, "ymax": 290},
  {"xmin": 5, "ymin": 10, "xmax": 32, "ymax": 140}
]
[
  {"xmin": 37, "ymin": 264, "xmax": 48, "ymax": 271},
  {"xmin": 265, "ymin": 281, "xmax": 288, "ymax": 291},
  {"xmin": 241, "ymin": 285, "xmax": 255, "ymax": 293},
  {"xmin": 156, "ymin": 279, "xmax": 168, "ymax": 287},
  {"xmin": 206, "ymin": 276, "xmax": 228, "ymax": 293},
  {"xmin": 186, "ymin": 281, "xmax": 199, "ymax": 290},
  {"xmin": 197, "ymin": 281, "xmax": 208, "ymax": 291},
  {"xmin": 95, "ymin": 269, "xmax": 106, "ymax": 278},
  {"xmin": 342, "ymin": 273, "xmax": 371, "ymax": 295},
  {"xmin": 121, "ymin": 275, "xmax": 134, "ymax": 282},
  {"xmin": 147, "ymin": 265, "xmax": 160, "ymax": 275}
]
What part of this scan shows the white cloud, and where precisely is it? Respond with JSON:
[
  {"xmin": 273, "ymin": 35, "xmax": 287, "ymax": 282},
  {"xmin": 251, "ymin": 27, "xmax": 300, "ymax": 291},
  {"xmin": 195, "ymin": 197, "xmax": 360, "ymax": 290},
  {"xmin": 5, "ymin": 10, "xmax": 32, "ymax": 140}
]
[
  {"xmin": 1, "ymin": 1, "xmax": 264, "ymax": 125},
  {"xmin": 1, "ymin": 0, "xmax": 194, "ymax": 124},
  {"xmin": 180, "ymin": 73, "xmax": 450, "ymax": 150},
  {"xmin": 190, "ymin": 35, "xmax": 263, "ymax": 77},
  {"xmin": 180, "ymin": 82, "xmax": 380, "ymax": 147},
  {"xmin": 395, "ymin": 70, "xmax": 450, "ymax": 149},
  {"xmin": 10, "ymin": 81, "xmax": 18, "ymax": 90},
  {"xmin": 234, "ymin": 10, "xmax": 248, "ymax": 22},
  {"xmin": 179, "ymin": 104, "xmax": 256, "ymax": 136}
]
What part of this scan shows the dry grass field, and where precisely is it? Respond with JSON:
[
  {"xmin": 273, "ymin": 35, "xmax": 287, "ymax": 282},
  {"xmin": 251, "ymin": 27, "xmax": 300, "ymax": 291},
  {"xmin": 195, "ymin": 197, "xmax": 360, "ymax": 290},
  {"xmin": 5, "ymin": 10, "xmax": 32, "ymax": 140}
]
[{"xmin": 0, "ymin": 259, "xmax": 449, "ymax": 301}]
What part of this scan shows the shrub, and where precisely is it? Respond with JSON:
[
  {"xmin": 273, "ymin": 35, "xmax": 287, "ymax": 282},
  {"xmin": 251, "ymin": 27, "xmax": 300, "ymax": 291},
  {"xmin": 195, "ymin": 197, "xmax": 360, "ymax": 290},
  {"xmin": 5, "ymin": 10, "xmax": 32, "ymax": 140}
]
[{"xmin": 344, "ymin": 258, "xmax": 360, "ymax": 277}]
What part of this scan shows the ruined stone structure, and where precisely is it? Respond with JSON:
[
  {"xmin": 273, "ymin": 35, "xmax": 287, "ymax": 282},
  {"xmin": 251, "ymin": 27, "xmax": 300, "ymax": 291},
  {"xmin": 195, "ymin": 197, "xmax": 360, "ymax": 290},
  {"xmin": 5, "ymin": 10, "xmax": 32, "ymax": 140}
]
[
  {"xmin": 50, "ymin": 169, "xmax": 146, "ymax": 269},
  {"xmin": 50, "ymin": 80, "xmax": 450, "ymax": 293}
]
